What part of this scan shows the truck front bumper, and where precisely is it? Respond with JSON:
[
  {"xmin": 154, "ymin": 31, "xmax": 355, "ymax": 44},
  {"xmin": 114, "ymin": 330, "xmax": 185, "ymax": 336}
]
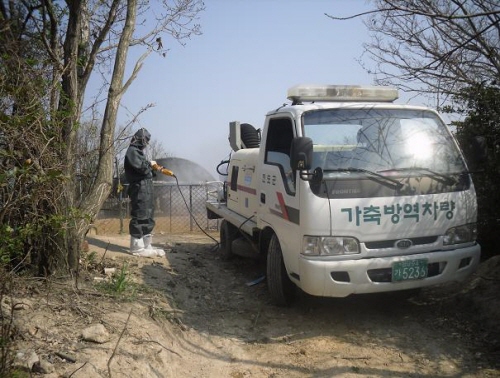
[{"xmin": 296, "ymin": 245, "xmax": 480, "ymax": 297}]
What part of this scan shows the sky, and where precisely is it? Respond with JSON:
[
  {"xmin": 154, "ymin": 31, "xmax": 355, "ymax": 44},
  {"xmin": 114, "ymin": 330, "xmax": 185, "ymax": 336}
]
[{"xmin": 107, "ymin": 0, "xmax": 380, "ymax": 179}]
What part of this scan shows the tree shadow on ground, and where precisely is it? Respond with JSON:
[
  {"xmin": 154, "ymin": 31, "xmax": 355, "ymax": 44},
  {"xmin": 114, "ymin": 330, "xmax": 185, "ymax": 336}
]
[{"xmin": 87, "ymin": 236, "xmax": 129, "ymax": 254}]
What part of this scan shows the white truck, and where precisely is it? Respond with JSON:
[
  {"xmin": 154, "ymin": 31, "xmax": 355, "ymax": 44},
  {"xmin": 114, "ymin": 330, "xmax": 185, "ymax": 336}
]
[{"xmin": 206, "ymin": 84, "xmax": 482, "ymax": 306}]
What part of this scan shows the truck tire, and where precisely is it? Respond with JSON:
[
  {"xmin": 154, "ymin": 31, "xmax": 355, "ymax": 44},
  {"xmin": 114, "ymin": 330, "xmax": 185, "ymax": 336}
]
[
  {"xmin": 267, "ymin": 234, "xmax": 296, "ymax": 306},
  {"xmin": 220, "ymin": 220, "xmax": 238, "ymax": 260}
]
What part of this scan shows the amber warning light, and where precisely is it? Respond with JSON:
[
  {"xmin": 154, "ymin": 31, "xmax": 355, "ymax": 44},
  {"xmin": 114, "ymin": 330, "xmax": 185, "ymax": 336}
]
[{"xmin": 287, "ymin": 84, "xmax": 399, "ymax": 103}]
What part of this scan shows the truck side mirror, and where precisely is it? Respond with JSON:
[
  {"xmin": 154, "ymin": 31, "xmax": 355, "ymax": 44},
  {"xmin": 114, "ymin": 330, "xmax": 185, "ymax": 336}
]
[
  {"xmin": 466, "ymin": 136, "xmax": 487, "ymax": 172},
  {"xmin": 291, "ymin": 137, "xmax": 313, "ymax": 171}
]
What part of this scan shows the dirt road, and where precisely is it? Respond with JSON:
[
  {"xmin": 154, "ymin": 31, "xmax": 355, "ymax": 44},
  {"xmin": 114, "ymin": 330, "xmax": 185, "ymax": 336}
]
[{"xmin": 8, "ymin": 233, "xmax": 500, "ymax": 377}]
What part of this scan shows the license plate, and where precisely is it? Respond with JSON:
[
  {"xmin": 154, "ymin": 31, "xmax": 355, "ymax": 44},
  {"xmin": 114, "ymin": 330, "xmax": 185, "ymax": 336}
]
[{"xmin": 392, "ymin": 259, "xmax": 428, "ymax": 282}]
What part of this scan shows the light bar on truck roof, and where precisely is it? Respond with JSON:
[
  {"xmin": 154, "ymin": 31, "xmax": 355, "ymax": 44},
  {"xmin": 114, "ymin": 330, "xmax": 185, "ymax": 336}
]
[{"xmin": 287, "ymin": 84, "xmax": 399, "ymax": 103}]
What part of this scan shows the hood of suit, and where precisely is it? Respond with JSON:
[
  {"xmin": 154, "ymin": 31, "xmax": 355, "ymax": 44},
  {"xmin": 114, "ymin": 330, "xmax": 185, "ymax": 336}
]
[{"xmin": 131, "ymin": 128, "xmax": 151, "ymax": 149}]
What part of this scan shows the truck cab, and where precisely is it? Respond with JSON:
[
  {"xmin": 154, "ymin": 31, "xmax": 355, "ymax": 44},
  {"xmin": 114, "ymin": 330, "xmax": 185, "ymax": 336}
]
[{"xmin": 207, "ymin": 84, "xmax": 481, "ymax": 306}]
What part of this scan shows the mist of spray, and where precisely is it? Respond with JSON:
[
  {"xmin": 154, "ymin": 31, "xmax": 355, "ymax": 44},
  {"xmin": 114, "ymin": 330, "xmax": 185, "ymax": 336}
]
[{"xmin": 155, "ymin": 157, "xmax": 215, "ymax": 185}]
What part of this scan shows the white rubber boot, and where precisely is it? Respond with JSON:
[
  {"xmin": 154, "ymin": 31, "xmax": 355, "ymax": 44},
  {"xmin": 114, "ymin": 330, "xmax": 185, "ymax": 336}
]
[
  {"xmin": 130, "ymin": 236, "xmax": 145, "ymax": 254},
  {"xmin": 130, "ymin": 236, "xmax": 157, "ymax": 257},
  {"xmin": 143, "ymin": 234, "xmax": 165, "ymax": 257}
]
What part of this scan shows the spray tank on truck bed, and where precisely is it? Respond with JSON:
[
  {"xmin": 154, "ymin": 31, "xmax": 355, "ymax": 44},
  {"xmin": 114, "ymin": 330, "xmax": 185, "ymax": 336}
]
[{"xmin": 207, "ymin": 84, "xmax": 485, "ymax": 306}]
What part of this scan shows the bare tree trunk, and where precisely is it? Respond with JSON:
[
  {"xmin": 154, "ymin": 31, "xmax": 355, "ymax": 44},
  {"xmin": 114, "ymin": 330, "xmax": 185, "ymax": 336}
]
[
  {"xmin": 55, "ymin": 0, "xmax": 143, "ymax": 273},
  {"xmin": 58, "ymin": 0, "xmax": 84, "ymax": 273},
  {"xmin": 72, "ymin": 0, "xmax": 139, "ymax": 264}
]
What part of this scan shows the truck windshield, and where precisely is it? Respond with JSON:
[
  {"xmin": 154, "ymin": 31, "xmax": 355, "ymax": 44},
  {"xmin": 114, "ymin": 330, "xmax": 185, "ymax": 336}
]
[{"xmin": 303, "ymin": 108, "xmax": 466, "ymax": 176}]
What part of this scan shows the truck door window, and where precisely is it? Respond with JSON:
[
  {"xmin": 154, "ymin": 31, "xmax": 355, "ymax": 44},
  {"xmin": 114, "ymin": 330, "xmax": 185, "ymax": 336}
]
[{"xmin": 264, "ymin": 118, "xmax": 295, "ymax": 194}]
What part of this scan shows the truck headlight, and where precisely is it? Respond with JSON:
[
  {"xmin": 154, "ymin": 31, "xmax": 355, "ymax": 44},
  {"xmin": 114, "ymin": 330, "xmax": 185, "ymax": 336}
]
[
  {"xmin": 302, "ymin": 236, "xmax": 360, "ymax": 256},
  {"xmin": 443, "ymin": 224, "xmax": 477, "ymax": 245}
]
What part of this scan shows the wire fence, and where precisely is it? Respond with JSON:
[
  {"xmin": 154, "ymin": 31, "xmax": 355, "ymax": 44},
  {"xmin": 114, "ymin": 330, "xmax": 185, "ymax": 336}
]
[{"xmin": 92, "ymin": 182, "xmax": 223, "ymax": 236}]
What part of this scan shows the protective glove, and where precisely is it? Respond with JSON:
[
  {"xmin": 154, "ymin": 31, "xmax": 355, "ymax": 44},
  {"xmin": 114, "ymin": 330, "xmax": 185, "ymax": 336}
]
[{"xmin": 151, "ymin": 161, "xmax": 162, "ymax": 172}]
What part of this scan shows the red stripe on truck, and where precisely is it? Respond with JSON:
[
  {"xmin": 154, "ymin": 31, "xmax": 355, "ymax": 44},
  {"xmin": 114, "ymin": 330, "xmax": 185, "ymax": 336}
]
[
  {"xmin": 276, "ymin": 192, "xmax": 289, "ymax": 221},
  {"xmin": 237, "ymin": 185, "xmax": 257, "ymax": 195}
]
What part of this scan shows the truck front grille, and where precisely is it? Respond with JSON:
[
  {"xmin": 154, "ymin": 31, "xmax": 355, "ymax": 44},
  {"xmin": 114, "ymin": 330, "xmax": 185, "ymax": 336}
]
[{"xmin": 365, "ymin": 236, "xmax": 438, "ymax": 250}]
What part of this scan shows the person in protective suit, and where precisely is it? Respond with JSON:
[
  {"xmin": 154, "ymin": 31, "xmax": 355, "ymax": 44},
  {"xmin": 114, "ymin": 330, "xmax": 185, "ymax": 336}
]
[{"xmin": 124, "ymin": 128, "xmax": 165, "ymax": 256}]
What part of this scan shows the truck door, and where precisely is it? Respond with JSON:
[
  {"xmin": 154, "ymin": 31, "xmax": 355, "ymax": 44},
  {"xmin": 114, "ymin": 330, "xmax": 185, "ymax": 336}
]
[{"xmin": 259, "ymin": 117, "xmax": 301, "ymax": 257}]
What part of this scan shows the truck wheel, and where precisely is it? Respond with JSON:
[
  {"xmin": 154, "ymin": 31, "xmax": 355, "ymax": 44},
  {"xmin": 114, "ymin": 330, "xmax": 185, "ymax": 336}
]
[
  {"xmin": 220, "ymin": 220, "xmax": 238, "ymax": 260},
  {"xmin": 267, "ymin": 234, "xmax": 296, "ymax": 306}
]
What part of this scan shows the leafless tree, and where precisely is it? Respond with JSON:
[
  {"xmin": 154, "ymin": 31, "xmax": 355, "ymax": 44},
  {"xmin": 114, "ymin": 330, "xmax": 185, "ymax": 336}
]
[
  {"xmin": 0, "ymin": 0, "xmax": 204, "ymax": 273},
  {"xmin": 326, "ymin": 0, "xmax": 500, "ymax": 105}
]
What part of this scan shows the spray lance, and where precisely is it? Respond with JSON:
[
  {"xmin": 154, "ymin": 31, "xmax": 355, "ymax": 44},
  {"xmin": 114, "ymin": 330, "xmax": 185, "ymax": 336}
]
[{"xmin": 152, "ymin": 162, "xmax": 176, "ymax": 178}]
